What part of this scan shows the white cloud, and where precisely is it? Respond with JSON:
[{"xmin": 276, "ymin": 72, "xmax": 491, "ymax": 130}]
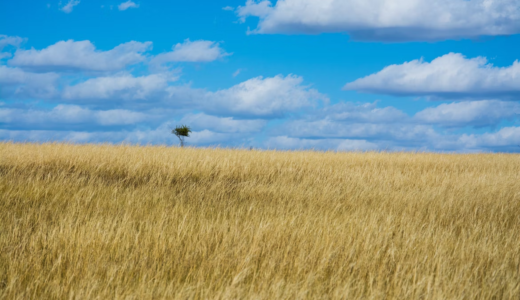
[
  {"xmin": 59, "ymin": 73, "xmax": 323, "ymax": 118},
  {"xmin": 151, "ymin": 40, "xmax": 230, "ymax": 66},
  {"xmin": 4, "ymin": 117, "xmax": 519, "ymax": 152},
  {"xmin": 222, "ymin": 6, "xmax": 235, "ymax": 11},
  {"xmin": 281, "ymin": 119, "xmax": 439, "ymax": 143},
  {"xmin": 9, "ymin": 40, "xmax": 152, "ymax": 72},
  {"xmin": 0, "ymin": 128, "xmax": 137, "ymax": 144},
  {"xmin": 60, "ymin": 0, "xmax": 80, "ymax": 13},
  {"xmin": 237, "ymin": 0, "xmax": 273, "ymax": 22},
  {"xmin": 458, "ymin": 127, "xmax": 520, "ymax": 151},
  {"xmin": 202, "ymin": 74, "xmax": 328, "ymax": 118},
  {"xmin": 415, "ymin": 100, "xmax": 520, "ymax": 127},
  {"xmin": 118, "ymin": 0, "xmax": 139, "ymax": 11},
  {"xmin": 266, "ymin": 101, "xmax": 438, "ymax": 149},
  {"xmin": 318, "ymin": 102, "xmax": 408, "ymax": 123},
  {"xmin": 180, "ymin": 113, "xmax": 266, "ymax": 133},
  {"xmin": 62, "ymin": 73, "xmax": 172, "ymax": 102},
  {"xmin": 237, "ymin": 0, "xmax": 520, "ymax": 41},
  {"xmin": 233, "ymin": 69, "xmax": 243, "ymax": 77},
  {"xmin": 0, "ymin": 66, "xmax": 59, "ymax": 99},
  {"xmin": 267, "ymin": 100, "xmax": 520, "ymax": 152},
  {"xmin": 3, "ymin": 36, "xmax": 520, "ymax": 152},
  {"xmin": 0, "ymin": 105, "xmax": 148, "ymax": 129},
  {"xmin": 0, "ymin": 35, "xmax": 25, "ymax": 50},
  {"xmin": 344, "ymin": 53, "xmax": 520, "ymax": 99},
  {"xmin": 3, "ymin": 92, "xmax": 520, "ymax": 152},
  {"xmin": 0, "ymin": 35, "xmax": 25, "ymax": 59}
]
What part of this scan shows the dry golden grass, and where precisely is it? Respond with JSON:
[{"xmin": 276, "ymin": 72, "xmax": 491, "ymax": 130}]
[{"xmin": 1, "ymin": 142, "xmax": 520, "ymax": 299}]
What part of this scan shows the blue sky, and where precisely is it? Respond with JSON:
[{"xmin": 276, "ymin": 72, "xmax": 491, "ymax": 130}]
[{"xmin": 2, "ymin": 0, "xmax": 520, "ymax": 151}]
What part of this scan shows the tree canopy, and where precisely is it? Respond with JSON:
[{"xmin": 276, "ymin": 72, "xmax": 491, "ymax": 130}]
[{"xmin": 172, "ymin": 125, "xmax": 191, "ymax": 147}]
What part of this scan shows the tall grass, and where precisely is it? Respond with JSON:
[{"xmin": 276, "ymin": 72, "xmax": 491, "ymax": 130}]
[{"xmin": 1, "ymin": 142, "xmax": 519, "ymax": 299}]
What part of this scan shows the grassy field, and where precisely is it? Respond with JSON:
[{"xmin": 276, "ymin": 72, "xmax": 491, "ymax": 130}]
[{"xmin": 1, "ymin": 142, "xmax": 519, "ymax": 299}]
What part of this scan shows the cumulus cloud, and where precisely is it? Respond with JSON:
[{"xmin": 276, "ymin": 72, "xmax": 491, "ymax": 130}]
[
  {"xmin": 458, "ymin": 127, "xmax": 520, "ymax": 151},
  {"xmin": 151, "ymin": 40, "xmax": 230, "ymax": 66},
  {"xmin": 317, "ymin": 102, "xmax": 408, "ymax": 123},
  {"xmin": 267, "ymin": 100, "xmax": 520, "ymax": 152},
  {"xmin": 265, "ymin": 101, "xmax": 424, "ymax": 150},
  {"xmin": 60, "ymin": 0, "xmax": 80, "ymax": 13},
  {"xmin": 0, "ymin": 35, "xmax": 25, "ymax": 50},
  {"xmin": 272, "ymin": 118, "xmax": 520, "ymax": 152},
  {"xmin": 118, "ymin": 0, "xmax": 139, "ymax": 11},
  {"xmin": 62, "ymin": 73, "xmax": 172, "ymax": 103},
  {"xmin": 268, "ymin": 101, "xmax": 435, "ymax": 145},
  {"xmin": 0, "ymin": 66, "xmax": 59, "ymax": 99},
  {"xmin": 280, "ymin": 119, "xmax": 439, "ymax": 143},
  {"xmin": 3, "ymin": 34, "xmax": 520, "ymax": 152},
  {"xmin": 9, "ymin": 40, "xmax": 152, "ymax": 72},
  {"xmin": 237, "ymin": 0, "xmax": 520, "ymax": 41},
  {"xmin": 0, "ymin": 105, "xmax": 149, "ymax": 129},
  {"xmin": 3, "ymin": 91, "xmax": 520, "ymax": 151},
  {"xmin": 344, "ymin": 53, "xmax": 520, "ymax": 99},
  {"xmin": 57, "ymin": 73, "xmax": 323, "ymax": 118},
  {"xmin": 415, "ymin": 100, "xmax": 520, "ymax": 127},
  {"xmin": 0, "ymin": 128, "xmax": 147, "ymax": 144},
  {"xmin": 202, "ymin": 74, "xmax": 328, "ymax": 118},
  {"xmin": 0, "ymin": 35, "xmax": 25, "ymax": 59},
  {"xmin": 237, "ymin": 0, "xmax": 273, "ymax": 22}
]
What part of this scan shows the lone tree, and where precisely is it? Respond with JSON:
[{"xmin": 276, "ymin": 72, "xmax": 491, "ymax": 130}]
[{"xmin": 172, "ymin": 125, "xmax": 192, "ymax": 147}]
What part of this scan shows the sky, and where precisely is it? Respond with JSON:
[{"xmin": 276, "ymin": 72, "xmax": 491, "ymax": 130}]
[{"xmin": 1, "ymin": 0, "xmax": 520, "ymax": 152}]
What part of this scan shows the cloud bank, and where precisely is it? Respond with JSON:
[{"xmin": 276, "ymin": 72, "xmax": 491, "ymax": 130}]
[
  {"xmin": 3, "ymin": 37, "xmax": 520, "ymax": 152},
  {"xmin": 344, "ymin": 53, "xmax": 520, "ymax": 99},
  {"xmin": 0, "ymin": 35, "xmax": 25, "ymax": 50},
  {"xmin": 9, "ymin": 40, "xmax": 152, "ymax": 72},
  {"xmin": 151, "ymin": 40, "xmax": 231, "ymax": 66},
  {"xmin": 0, "ymin": 105, "xmax": 148, "ymax": 130},
  {"xmin": 237, "ymin": 0, "xmax": 520, "ymax": 41},
  {"xmin": 414, "ymin": 100, "xmax": 520, "ymax": 127}
]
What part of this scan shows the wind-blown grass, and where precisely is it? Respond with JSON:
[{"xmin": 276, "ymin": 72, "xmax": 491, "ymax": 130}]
[{"xmin": 1, "ymin": 142, "xmax": 519, "ymax": 299}]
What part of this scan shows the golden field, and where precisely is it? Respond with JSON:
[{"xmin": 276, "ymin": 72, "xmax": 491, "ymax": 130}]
[{"xmin": 1, "ymin": 142, "xmax": 519, "ymax": 299}]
